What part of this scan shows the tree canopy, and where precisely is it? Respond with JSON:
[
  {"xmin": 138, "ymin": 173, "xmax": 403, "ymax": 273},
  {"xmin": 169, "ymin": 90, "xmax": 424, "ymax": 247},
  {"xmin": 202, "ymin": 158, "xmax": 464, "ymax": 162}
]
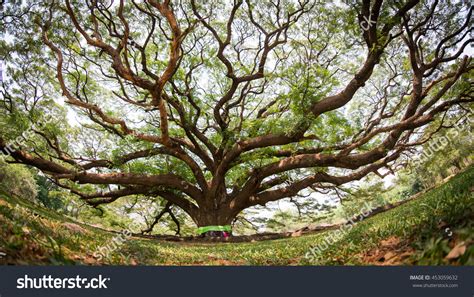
[{"xmin": 0, "ymin": 0, "xmax": 472, "ymax": 233}]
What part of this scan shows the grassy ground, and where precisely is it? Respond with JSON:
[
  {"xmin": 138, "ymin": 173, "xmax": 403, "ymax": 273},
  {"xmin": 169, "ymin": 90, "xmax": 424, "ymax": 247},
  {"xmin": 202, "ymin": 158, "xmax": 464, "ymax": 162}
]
[{"xmin": 0, "ymin": 166, "xmax": 473, "ymax": 265}]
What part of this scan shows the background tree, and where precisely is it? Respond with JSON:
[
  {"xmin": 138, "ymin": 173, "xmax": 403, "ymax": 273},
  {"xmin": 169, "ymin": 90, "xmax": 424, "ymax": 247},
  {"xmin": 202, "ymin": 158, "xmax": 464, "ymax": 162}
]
[
  {"xmin": 0, "ymin": 158, "xmax": 38, "ymax": 201},
  {"xmin": 35, "ymin": 174, "xmax": 63, "ymax": 210},
  {"xmin": 0, "ymin": 0, "xmax": 472, "ymax": 236}
]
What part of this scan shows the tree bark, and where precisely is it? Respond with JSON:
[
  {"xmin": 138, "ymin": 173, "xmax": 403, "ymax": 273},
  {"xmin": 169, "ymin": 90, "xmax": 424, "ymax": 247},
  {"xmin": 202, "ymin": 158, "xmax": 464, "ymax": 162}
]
[{"xmin": 194, "ymin": 209, "xmax": 234, "ymax": 227}]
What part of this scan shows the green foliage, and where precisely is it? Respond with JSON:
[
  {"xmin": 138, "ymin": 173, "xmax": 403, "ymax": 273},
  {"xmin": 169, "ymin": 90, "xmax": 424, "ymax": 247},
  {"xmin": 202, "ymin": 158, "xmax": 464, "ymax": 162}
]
[
  {"xmin": 404, "ymin": 114, "xmax": 473, "ymax": 188},
  {"xmin": 0, "ymin": 158, "xmax": 38, "ymax": 202},
  {"xmin": 35, "ymin": 175, "xmax": 63, "ymax": 210}
]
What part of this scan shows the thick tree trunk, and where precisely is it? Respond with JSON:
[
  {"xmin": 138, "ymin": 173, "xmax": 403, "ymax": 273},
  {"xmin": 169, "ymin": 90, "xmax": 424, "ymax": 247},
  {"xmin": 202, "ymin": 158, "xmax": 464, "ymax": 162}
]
[
  {"xmin": 195, "ymin": 213, "xmax": 233, "ymax": 226},
  {"xmin": 194, "ymin": 207, "xmax": 235, "ymax": 237}
]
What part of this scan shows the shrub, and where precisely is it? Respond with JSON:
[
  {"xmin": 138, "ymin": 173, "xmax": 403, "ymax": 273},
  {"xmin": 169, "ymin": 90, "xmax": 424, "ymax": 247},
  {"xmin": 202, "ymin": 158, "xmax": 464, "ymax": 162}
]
[{"xmin": 0, "ymin": 157, "xmax": 38, "ymax": 201}]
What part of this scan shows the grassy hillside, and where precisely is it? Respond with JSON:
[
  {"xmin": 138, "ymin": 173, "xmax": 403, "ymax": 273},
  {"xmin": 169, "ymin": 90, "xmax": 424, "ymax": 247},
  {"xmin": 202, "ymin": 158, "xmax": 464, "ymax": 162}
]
[{"xmin": 1, "ymin": 166, "xmax": 473, "ymax": 265}]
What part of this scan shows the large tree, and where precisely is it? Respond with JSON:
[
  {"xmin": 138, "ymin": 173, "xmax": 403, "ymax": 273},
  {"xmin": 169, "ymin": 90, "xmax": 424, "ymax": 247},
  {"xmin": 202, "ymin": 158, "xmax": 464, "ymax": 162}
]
[{"xmin": 0, "ymin": 0, "xmax": 472, "ymax": 235}]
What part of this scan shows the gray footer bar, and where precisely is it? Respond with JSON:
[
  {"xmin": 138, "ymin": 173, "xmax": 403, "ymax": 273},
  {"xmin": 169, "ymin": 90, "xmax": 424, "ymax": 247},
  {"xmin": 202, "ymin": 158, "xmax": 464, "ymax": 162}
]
[{"xmin": 0, "ymin": 266, "xmax": 472, "ymax": 297}]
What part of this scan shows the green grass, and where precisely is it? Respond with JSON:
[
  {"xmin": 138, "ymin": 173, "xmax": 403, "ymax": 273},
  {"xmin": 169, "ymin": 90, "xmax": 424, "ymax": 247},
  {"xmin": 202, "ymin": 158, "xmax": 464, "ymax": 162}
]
[{"xmin": 1, "ymin": 166, "xmax": 473, "ymax": 265}]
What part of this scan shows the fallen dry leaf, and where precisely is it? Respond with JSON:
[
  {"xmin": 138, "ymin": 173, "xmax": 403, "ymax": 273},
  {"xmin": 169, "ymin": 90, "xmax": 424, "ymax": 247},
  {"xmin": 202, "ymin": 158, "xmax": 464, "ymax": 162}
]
[
  {"xmin": 383, "ymin": 251, "xmax": 396, "ymax": 261},
  {"xmin": 445, "ymin": 242, "xmax": 466, "ymax": 260}
]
